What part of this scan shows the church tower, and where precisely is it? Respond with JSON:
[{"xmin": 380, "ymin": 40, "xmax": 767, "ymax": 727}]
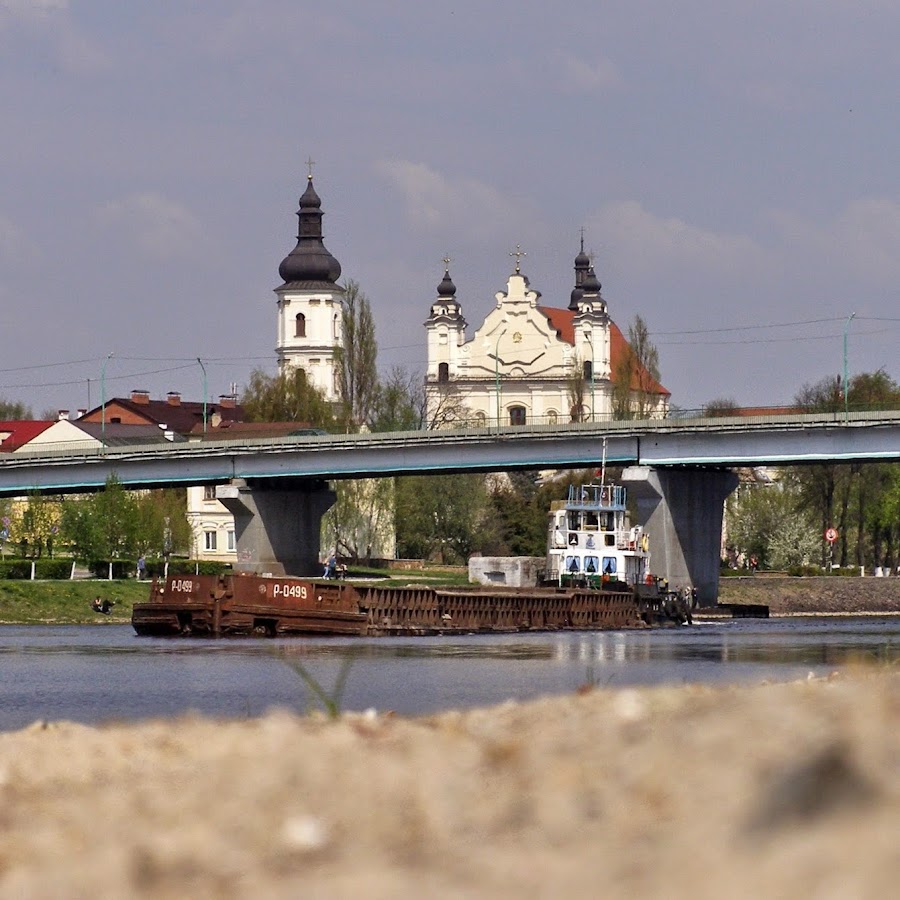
[
  {"xmin": 424, "ymin": 259, "xmax": 467, "ymax": 385},
  {"xmin": 274, "ymin": 170, "xmax": 344, "ymax": 402}
]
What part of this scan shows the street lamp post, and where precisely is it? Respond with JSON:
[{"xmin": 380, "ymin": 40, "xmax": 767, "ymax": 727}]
[
  {"xmin": 843, "ymin": 312, "xmax": 856, "ymax": 422},
  {"xmin": 584, "ymin": 330, "xmax": 595, "ymax": 422},
  {"xmin": 100, "ymin": 353, "xmax": 114, "ymax": 444},
  {"xmin": 494, "ymin": 329, "xmax": 507, "ymax": 431},
  {"xmin": 197, "ymin": 357, "xmax": 208, "ymax": 433}
]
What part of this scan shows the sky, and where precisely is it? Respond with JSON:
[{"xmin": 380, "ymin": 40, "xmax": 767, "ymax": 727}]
[{"xmin": 2, "ymin": 0, "xmax": 899, "ymax": 418}]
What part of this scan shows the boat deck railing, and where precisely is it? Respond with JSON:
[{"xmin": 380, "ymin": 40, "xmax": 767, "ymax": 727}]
[{"xmin": 565, "ymin": 483, "xmax": 626, "ymax": 510}]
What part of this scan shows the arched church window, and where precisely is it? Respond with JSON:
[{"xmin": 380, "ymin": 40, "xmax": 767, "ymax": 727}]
[
  {"xmin": 295, "ymin": 313, "xmax": 306, "ymax": 337},
  {"xmin": 509, "ymin": 405, "xmax": 526, "ymax": 426},
  {"xmin": 547, "ymin": 410, "xmax": 558, "ymax": 425},
  {"xmin": 474, "ymin": 411, "xmax": 487, "ymax": 428},
  {"xmin": 438, "ymin": 362, "xmax": 449, "ymax": 383},
  {"xmin": 583, "ymin": 360, "xmax": 593, "ymax": 381}
]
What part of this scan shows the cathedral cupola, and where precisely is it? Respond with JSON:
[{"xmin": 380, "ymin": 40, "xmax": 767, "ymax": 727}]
[
  {"xmin": 436, "ymin": 264, "xmax": 456, "ymax": 299},
  {"xmin": 278, "ymin": 174, "xmax": 343, "ymax": 287},
  {"xmin": 569, "ymin": 232, "xmax": 592, "ymax": 310}
]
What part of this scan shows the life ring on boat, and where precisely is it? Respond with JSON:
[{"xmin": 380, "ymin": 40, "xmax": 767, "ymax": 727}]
[
  {"xmin": 641, "ymin": 534, "xmax": 649, "ymax": 553},
  {"xmin": 645, "ymin": 573, "xmax": 654, "ymax": 585}
]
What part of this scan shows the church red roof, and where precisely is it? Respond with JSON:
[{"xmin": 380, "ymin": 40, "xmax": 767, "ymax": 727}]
[
  {"xmin": 537, "ymin": 306, "xmax": 670, "ymax": 397},
  {"xmin": 0, "ymin": 421, "xmax": 55, "ymax": 451}
]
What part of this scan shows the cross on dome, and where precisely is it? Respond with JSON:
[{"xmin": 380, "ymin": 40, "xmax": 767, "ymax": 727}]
[
  {"xmin": 509, "ymin": 244, "xmax": 526, "ymax": 273},
  {"xmin": 305, "ymin": 155, "xmax": 316, "ymax": 179}
]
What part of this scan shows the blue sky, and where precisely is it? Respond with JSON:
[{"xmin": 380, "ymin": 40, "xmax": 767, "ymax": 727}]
[{"xmin": 2, "ymin": 0, "xmax": 899, "ymax": 416}]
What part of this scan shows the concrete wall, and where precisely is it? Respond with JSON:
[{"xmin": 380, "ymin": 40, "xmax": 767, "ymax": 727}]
[{"xmin": 469, "ymin": 557, "xmax": 544, "ymax": 587}]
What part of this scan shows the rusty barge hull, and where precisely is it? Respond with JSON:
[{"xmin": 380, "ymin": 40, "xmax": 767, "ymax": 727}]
[{"xmin": 132, "ymin": 575, "xmax": 645, "ymax": 638}]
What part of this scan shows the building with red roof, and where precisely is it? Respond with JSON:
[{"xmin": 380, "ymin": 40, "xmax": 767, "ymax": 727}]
[{"xmin": 424, "ymin": 242, "xmax": 669, "ymax": 426}]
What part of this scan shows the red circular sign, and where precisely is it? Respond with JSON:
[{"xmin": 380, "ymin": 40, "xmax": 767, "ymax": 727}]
[{"xmin": 825, "ymin": 527, "xmax": 839, "ymax": 544}]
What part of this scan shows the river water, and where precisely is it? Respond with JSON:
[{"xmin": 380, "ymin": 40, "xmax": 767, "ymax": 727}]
[{"xmin": 0, "ymin": 618, "xmax": 896, "ymax": 732}]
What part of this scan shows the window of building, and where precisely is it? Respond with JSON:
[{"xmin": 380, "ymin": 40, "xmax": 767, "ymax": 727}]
[
  {"xmin": 226, "ymin": 530, "xmax": 235, "ymax": 551},
  {"xmin": 438, "ymin": 362, "xmax": 449, "ymax": 383},
  {"xmin": 474, "ymin": 411, "xmax": 487, "ymax": 428},
  {"xmin": 583, "ymin": 360, "xmax": 593, "ymax": 381},
  {"xmin": 203, "ymin": 485, "xmax": 216, "ymax": 501},
  {"xmin": 547, "ymin": 410, "xmax": 558, "ymax": 425},
  {"xmin": 295, "ymin": 313, "xmax": 306, "ymax": 337},
  {"xmin": 204, "ymin": 530, "xmax": 217, "ymax": 551},
  {"xmin": 509, "ymin": 405, "xmax": 526, "ymax": 426}
]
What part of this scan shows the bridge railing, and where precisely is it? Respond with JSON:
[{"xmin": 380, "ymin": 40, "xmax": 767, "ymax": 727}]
[{"xmin": 3, "ymin": 408, "xmax": 900, "ymax": 466}]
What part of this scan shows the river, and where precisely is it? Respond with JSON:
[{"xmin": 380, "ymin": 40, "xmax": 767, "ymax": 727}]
[{"xmin": 0, "ymin": 617, "xmax": 896, "ymax": 731}]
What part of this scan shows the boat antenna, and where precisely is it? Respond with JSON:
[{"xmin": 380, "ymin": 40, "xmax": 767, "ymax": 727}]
[{"xmin": 600, "ymin": 436, "xmax": 607, "ymax": 487}]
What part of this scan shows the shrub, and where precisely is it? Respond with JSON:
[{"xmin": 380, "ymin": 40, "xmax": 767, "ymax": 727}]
[
  {"xmin": 0, "ymin": 559, "xmax": 34, "ymax": 579},
  {"xmin": 88, "ymin": 559, "xmax": 133, "ymax": 579},
  {"xmin": 33, "ymin": 559, "xmax": 72, "ymax": 580}
]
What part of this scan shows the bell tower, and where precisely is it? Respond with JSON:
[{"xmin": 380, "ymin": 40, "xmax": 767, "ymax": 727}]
[{"xmin": 274, "ymin": 161, "xmax": 344, "ymax": 402}]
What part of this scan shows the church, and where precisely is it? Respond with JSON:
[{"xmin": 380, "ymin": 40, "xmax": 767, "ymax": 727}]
[{"xmin": 424, "ymin": 243, "xmax": 669, "ymax": 426}]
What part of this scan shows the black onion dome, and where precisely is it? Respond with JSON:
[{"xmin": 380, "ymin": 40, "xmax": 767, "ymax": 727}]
[
  {"xmin": 581, "ymin": 266, "xmax": 601, "ymax": 294},
  {"xmin": 437, "ymin": 267, "xmax": 456, "ymax": 298},
  {"xmin": 568, "ymin": 287, "xmax": 584, "ymax": 311},
  {"xmin": 575, "ymin": 246, "xmax": 590, "ymax": 268},
  {"xmin": 277, "ymin": 176, "xmax": 342, "ymax": 286}
]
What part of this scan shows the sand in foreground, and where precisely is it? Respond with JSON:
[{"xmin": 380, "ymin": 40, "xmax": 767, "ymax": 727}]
[{"xmin": 0, "ymin": 671, "xmax": 896, "ymax": 898}]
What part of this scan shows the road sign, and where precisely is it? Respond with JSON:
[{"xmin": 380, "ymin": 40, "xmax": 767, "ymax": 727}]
[{"xmin": 825, "ymin": 527, "xmax": 839, "ymax": 544}]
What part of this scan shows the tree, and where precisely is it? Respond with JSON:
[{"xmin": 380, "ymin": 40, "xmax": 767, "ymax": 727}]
[
  {"xmin": 337, "ymin": 280, "xmax": 378, "ymax": 429},
  {"xmin": 703, "ymin": 397, "xmax": 739, "ymax": 417},
  {"xmin": 369, "ymin": 366, "xmax": 426, "ymax": 432},
  {"xmin": 566, "ymin": 352, "xmax": 587, "ymax": 422},
  {"xmin": 394, "ymin": 474, "xmax": 490, "ymax": 563},
  {"xmin": 241, "ymin": 366, "xmax": 337, "ymax": 429},
  {"xmin": 0, "ymin": 397, "xmax": 33, "ymax": 419},
  {"xmin": 60, "ymin": 475, "xmax": 140, "ymax": 562},
  {"xmin": 612, "ymin": 314, "xmax": 661, "ymax": 419},
  {"xmin": 322, "ymin": 478, "xmax": 395, "ymax": 562}
]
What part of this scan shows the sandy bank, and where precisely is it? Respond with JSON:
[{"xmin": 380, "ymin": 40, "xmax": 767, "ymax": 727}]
[{"xmin": 0, "ymin": 671, "xmax": 896, "ymax": 898}]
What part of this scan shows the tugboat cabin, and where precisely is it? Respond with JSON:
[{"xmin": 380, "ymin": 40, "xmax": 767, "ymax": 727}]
[{"xmin": 546, "ymin": 483, "xmax": 650, "ymax": 588}]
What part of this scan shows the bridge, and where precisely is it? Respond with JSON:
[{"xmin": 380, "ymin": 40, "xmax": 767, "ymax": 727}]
[{"xmin": 3, "ymin": 410, "xmax": 899, "ymax": 604}]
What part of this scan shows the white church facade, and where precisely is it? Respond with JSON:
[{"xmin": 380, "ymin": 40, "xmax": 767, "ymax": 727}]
[{"xmin": 424, "ymin": 244, "xmax": 669, "ymax": 426}]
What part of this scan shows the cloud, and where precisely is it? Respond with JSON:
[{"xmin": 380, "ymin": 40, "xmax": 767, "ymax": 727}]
[
  {"xmin": 588, "ymin": 201, "xmax": 764, "ymax": 279},
  {"xmin": 0, "ymin": 0, "xmax": 107, "ymax": 73},
  {"xmin": 0, "ymin": 0, "xmax": 68, "ymax": 22},
  {"xmin": 554, "ymin": 53, "xmax": 622, "ymax": 93},
  {"xmin": 375, "ymin": 160, "xmax": 536, "ymax": 243},
  {"xmin": 770, "ymin": 196, "xmax": 900, "ymax": 287},
  {"xmin": 95, "ymin": 193, "xmax": 207, "ymax": 261}
]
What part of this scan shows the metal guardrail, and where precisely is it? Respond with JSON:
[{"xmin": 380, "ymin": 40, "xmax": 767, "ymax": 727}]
[{"xmin": 3, "ymin": 409, "xmax": 900, "ymax": 469}]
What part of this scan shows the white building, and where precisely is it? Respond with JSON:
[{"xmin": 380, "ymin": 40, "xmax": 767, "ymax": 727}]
[
  {"xmin": 424, "ymin": 243, "xmax": 669, "ymax": 426},
  {"xmin": 274, "ymin": 174, "xmax": 344, "ymax": 401}
]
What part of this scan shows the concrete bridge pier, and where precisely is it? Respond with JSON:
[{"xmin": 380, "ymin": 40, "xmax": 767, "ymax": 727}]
[
  {"xmin": 621, "ymin": 466, "xmax": 738, "ymax": 607},
  {"xmin": 216, "ymin": 478, "xmax": 335, "ymax": 577}
]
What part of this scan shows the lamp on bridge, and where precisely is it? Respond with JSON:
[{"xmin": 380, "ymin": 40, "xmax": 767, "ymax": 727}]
[
  {"xmin": 100, "ymin": 352, "xmax": 114, "ymax": 444},
  {"xmin": 494, "ymin": 329, "xmax": 507, "ymax": 431},
  {"xmin": 843, "ymin": 312, "xmax": 856, "ymax": 421}
]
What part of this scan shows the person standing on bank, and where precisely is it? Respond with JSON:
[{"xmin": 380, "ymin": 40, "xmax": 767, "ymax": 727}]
[{"xmin": 137, "ymin": 555, "xmax": 146, "ymax": 581}]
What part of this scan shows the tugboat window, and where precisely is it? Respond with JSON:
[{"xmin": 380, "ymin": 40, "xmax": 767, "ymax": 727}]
[
  {"xmin": 566, "ymin": 556, "xmax": 580, "ymax": 573},
  {"xmin": 602, "ymin": 557, "xmax": 617, "ymax": 574},
  {"xmin": 585, "ymin": 556, "xmax": 598, "ymax": 574}
]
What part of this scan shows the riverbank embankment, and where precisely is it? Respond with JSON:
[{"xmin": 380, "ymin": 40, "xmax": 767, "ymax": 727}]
[
  {"xmin": 0, "ymin": 671, "xmax": 895, "ymax": 897},
  {"xmin": 719, "ymin": 575, "xmax": 900, "ymax": 615}
]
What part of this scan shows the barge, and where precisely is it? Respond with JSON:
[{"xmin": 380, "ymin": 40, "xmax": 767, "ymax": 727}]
[{"xmin": 132, "ymin": 574, "xmax": 647, "ymax": 637}]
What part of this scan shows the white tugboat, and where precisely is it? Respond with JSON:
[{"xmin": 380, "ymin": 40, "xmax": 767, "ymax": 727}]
[
  {"xmin": 546, "ymin": 481, "xmax": 651, "ymax": 589},
  {"xmin": 545, "ymin": 464, "xmax": 692, "ymax": 625}
]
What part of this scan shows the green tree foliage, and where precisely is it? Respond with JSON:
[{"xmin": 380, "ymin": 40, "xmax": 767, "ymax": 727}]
[
  {"xmin": 726, "ymin": 482, "xmax": 819, "ymax": 570},
  {"xmin": 241, "ymin": 367, "xmax": 337, "ymax": 429},
  {"xmin": 322, "ymin": 478, "xmax": 394, "ymax": 562},
  {"xmin": 61, "ymin": 475, "xmax": 139, "ymax": 562},
  {"xmin": 0, "ymin": 397, "xmax": 33, "ymax": 419},
  {"xmin": 369, "ymin": 367, "xmax": 425, "ymax": 432},
  {"xmin": 612, "ymin": 314, "xmax": 661, "ymax": 420},
  {"xmin": 10, "ymin": 492, "xmax": 60, "ymax": 558},
  {"xmin": 788, "ymin": 369, "xmax": 900, "ymax": 570},
  {"xmin": 394, "ymin": 473, "xmax": 490, "ymax": 563},
  {"xmin": 567, "ymin": 352, "xmax": 587, "ymax": 422},
  {"xmin": 337, "ymin": 280, "xmax": 379, "ymax": 429}
]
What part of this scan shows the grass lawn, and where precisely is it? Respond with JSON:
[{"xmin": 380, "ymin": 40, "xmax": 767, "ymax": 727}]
[{"xmin": 0, "ymin": 580, "xmax": 151, "ymax": 625}]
